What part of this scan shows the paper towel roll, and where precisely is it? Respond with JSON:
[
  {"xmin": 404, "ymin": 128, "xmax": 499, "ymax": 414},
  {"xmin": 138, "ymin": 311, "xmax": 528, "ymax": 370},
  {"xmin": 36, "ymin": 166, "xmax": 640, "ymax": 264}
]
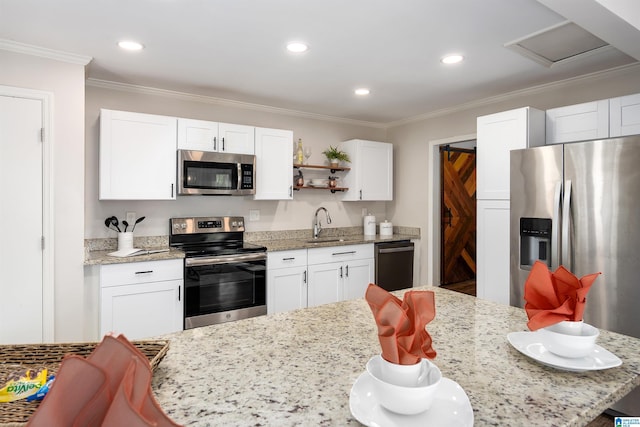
[
  {"xmin": 380, "ymin": 220, "xmax": 393, "ymax": 237},
  {"xmin": 364, "ymin": 215, "xmax": 376, "ymax": 236}
]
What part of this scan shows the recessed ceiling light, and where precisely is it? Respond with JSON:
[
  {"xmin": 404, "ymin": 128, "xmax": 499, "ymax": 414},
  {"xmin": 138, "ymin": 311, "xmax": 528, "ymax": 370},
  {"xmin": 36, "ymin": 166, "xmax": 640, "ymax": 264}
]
[
  {"xmin": 286, "ymin": 42, "xmax": 309, "ymax": 53},
  {"xmin": 118, "ymin": 40, "xmax": 144, "ymax": 51},
  {"xmin": 355, "ymin": 88, "xmax": 370, "ymax": 96},
  {"xmin": 441, "ymin": 54, "xmax": 464, "ymax": 64}
]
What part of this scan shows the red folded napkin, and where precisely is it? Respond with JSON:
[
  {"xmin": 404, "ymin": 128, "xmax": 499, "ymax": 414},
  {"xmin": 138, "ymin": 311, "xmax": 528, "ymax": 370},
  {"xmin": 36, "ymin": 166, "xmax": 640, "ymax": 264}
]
[
  {"xmin": 365, "ymin": 283, "xmax": 437, "ymax": 365},
  {"xmin": 524, "ymin": 261, "xmax": 600, "ymax": 331},
  {"xmin": 27, "ymin": 334, "xmax": 181, "ymax": 427}
]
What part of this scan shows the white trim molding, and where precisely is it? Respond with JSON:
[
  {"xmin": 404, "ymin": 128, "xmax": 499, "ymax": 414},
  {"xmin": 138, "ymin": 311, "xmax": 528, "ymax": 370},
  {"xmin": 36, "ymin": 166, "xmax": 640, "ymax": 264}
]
[{"xmin": 0, "ymin": 38, "xmax": 92, "ymax": 65}]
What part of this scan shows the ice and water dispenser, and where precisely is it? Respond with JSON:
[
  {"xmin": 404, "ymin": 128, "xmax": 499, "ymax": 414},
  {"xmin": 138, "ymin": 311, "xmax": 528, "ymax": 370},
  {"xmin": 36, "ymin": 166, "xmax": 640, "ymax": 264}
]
[{"xmin": 519, "ymin": 217, "xmax": 551, "ymax": 268}]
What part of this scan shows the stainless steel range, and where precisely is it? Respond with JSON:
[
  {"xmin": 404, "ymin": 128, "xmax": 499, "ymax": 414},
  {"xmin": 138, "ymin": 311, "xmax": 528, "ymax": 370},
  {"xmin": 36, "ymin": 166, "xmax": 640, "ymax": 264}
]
[{"xmin": 170, "ymin": 216, "xmax": 267, "ymax": 329}]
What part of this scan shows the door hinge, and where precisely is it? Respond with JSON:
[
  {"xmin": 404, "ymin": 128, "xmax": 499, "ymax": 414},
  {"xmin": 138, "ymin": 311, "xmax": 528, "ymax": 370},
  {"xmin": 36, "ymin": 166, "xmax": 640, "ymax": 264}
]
[
  {"xmin": 40, "ymin": 128, "xmax": 45, "ymax": 142},
  {"xmin": 41, "ymin": 236, "xmax": 45, "ymax": 250}
]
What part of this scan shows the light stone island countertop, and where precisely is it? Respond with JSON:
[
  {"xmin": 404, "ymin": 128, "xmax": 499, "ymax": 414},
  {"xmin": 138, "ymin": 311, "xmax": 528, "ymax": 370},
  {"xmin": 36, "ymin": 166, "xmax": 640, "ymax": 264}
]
[{"xmin": 150, "ymin": 286, "xmax": 640, "ymax": 427}]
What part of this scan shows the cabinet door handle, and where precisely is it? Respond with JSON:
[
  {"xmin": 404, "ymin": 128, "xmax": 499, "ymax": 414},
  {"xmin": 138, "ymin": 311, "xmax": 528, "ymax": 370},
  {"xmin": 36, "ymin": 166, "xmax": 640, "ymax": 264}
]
[
  {"xmin": 178, "ymin": 285, "xmax": 181, "ymax": 301},
  {"xmin": 345, "ymin": 265, "xmax": 349, "ymax": 277},
  {"xmin": 340, "ymin": 266, "xmax": 343, "ymax": 278},
  {"xmin": 222, "ymin": 137, "xmax": 225, "ymax": 151},
  {"xmin": 282, "ymin": 257, "xmax": 295, "ymax": 261},
  {"xmin": 171, "ymin": 183, "xmax": 174, "ymax": 198},
  {"xmin": 359, "ymin": 190, "xmax": 363, "ymax": 200},
  {"xmin": 289, "ymin": 185, "xmax": 293, "ymax": 197},
  {"xmin": 213, "ymin": 136, "xmax": 217, "ymax": 151},
  {"xmin": 332, "ymin": 251, "xmax": 356, "ymax": 256},
  {"xmin": 135, "ymin": 270, "xmax": 153, "ymax": 275},
  {"xmin": 303, "ymin": 270, "xmax": 307, "ymax": 284}
]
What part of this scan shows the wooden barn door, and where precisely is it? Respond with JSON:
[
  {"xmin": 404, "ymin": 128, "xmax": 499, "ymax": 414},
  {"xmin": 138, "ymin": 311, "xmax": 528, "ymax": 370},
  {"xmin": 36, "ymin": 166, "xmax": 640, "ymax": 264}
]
[{"xmin": 440, "ymin": 146, "xmax": 476, "ymax": 285}]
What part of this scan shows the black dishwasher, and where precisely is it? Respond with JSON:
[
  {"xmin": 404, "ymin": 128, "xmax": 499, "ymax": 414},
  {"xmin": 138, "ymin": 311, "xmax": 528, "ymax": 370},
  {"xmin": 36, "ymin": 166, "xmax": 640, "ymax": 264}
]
[{"xmin": 374, "ymin": 240, "xmax": 414, "ymax": 291}]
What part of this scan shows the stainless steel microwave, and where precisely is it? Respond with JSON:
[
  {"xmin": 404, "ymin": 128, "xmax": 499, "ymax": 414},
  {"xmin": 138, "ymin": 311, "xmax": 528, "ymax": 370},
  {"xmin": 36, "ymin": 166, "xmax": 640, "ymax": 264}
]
[{"xmin": 177, "ymin": 150, "xmax": 256, "ymax": 195}]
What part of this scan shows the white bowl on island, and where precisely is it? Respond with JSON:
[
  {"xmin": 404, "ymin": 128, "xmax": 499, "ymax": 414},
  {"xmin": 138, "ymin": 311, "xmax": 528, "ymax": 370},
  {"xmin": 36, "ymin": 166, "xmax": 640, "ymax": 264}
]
[
  {"xmin": 365, "ymin": 355, "xmax": 442, "ymax": 415},
  {"xmin": 538, "ymin": 321, "xmax": 599, "ymax": 358}
]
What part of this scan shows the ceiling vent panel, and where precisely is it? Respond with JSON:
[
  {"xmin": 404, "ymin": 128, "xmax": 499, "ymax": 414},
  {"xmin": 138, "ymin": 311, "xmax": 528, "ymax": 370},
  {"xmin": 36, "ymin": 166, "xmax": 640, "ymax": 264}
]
[{"xmin": 505, "ymin": 21, "xmax": 616, "ymax": 67}]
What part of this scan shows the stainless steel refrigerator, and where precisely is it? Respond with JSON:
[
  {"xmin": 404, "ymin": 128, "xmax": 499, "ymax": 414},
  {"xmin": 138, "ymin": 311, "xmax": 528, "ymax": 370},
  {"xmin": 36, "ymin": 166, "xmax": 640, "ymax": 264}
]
[{"xmin": 510, "ymin": 135, "xmax": 640, "ymax": 416}]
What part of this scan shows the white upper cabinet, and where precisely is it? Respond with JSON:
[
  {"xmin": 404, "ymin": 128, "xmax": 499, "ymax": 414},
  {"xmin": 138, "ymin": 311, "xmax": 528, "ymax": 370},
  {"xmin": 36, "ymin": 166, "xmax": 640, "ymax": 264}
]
[
  {"xmin": 545, "ymin": 100, "xmax": 609, "ymax": 144},
  {"xmin": 254, "ymin": 127, "xmax": 293, "ymax": 200},
  {"xmin": 177, "ymin": 118, "xmax": 218, "ymax": 151},
  {"xmin": 340, "ymin": 139, "xmax": 393, "ymax": 201},
  {"xmin": 219, "ymin": 122, "xmax": 255, "ymax": 154},
  {"xmin": 610, "ymin": 93, "xmax": 640, "ymax": 137},
  {"xmin": 100, "ymin": 109, "xmax": 177, "ymax": 200},
  {"xmin": 177, "ymin": 118, "xmax": 255, "ymax": 154},
  {"xmin": 476, "ymin": 107, "xmax": 545, "ymax": 200}
]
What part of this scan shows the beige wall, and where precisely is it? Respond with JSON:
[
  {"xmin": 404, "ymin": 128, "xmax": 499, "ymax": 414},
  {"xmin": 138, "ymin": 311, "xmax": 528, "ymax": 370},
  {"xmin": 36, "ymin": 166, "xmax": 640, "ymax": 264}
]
[
  {"xmin": 85, "ymin": 84, "xmax": 388, "ymax": 239},
  {"xmin": 387, "ymin": 63, "xmax": 640, "ymax": 286},
  {"xmin": 0, "ymin": 50, "xmax": 86, "ymax": 341}
]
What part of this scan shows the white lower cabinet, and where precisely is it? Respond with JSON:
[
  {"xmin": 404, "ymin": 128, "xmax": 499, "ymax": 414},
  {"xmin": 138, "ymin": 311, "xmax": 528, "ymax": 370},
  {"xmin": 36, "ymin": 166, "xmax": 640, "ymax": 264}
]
[
  {"xmin": 476, "ymin": 200, "xmax": 510, "ymax": 305},
  {"xmin": 99, "ymin": 259, "xmax": 183, "ymax": 339},
  {"xmin": 307, "ymin": 244, "xmax": 374, "ymax": 308},
  {"xmin": 267, "ymin": 250, "xmax": 307, "ymax": 314},
  {"xmin": 267, "ymin": 244, "xmax": 374, "ymax": 314}
]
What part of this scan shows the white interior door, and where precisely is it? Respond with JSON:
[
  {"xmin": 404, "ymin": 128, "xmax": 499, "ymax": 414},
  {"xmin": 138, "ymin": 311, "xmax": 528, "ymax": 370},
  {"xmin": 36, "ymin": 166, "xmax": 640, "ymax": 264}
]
[{"xmin": 0, "ymin": 94, "xmax": 44, "ymax": 344}]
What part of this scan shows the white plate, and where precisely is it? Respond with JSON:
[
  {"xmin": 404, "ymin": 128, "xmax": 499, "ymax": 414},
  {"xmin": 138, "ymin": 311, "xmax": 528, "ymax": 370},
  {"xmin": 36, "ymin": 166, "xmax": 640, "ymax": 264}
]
[
  {"xmin": 349, "ymin": 372, "xmax": 474, "ymax": 427},
  {"xmin": 507, "ymin": 331, "xmax": 622, "ymax": 372}
]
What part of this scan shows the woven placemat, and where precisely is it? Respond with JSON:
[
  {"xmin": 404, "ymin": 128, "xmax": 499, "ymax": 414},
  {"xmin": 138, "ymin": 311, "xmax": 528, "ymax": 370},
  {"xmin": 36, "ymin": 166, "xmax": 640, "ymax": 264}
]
[{"xmin": 0, "ymin": 340, "xmax": 169, "ymax": 426}]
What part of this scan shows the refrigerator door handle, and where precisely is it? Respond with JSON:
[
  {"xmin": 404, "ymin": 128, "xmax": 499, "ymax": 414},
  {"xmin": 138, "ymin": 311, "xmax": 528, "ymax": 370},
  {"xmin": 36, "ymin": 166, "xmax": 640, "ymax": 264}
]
[
  {"xmin": 561, "ymin": 179, "xmax": 572, "ymax": 270},
  {"xmin": 551, "ymin": 181, "xmax": 562, "ymax": 270}
]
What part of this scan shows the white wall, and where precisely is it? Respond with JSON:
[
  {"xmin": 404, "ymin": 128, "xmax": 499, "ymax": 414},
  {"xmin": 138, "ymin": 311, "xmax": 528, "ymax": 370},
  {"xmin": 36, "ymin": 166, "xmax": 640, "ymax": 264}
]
[
  {"xmin": 387, "ymin": 63, "xmax": 640, "ymax": 286},
  {"xmin": 0, "ymin": 50, "xmax": 86, "ymax": 341},
  {"xmin": 85, "ymin": 84, "xmax": 389, "ymax": 239}
]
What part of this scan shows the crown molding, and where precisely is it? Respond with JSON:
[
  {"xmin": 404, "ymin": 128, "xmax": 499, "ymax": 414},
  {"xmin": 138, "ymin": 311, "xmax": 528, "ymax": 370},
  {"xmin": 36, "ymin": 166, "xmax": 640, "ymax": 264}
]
[
  {"xmin": 86, "ymin": 78, "xmax": 387, "ymax": 129},
  {"xmin": 386, "ymin": 62, "xmax": 640, "ymax": 128},
  {"xmin": 0, "ymin": 39, "xmax": 92, "ymax": 65}
]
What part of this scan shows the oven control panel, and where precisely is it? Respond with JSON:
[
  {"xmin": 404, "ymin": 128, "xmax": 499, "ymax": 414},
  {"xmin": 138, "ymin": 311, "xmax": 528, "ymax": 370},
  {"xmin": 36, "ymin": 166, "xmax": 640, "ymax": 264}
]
[{"xmin": 170, "ymin": 216, "xmax": 245, "ymax": 235}]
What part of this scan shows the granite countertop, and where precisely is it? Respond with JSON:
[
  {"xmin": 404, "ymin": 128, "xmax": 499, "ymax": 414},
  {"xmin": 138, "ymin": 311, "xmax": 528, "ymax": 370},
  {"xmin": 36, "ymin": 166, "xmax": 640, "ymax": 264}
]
[
  {"xmin": 150, "ymin": 286, "xmax": 640, "ymax": 426},
  {"xmin": 84, "ymin": 227, "xmax": 420, "ymax": 265},
  {"xmin": 251, "ymin": 232, "xmax": 417, "ymax": 251},
  {"xmin": 84, "ymin": 248, "xmax": 185, "ymax": 265}
]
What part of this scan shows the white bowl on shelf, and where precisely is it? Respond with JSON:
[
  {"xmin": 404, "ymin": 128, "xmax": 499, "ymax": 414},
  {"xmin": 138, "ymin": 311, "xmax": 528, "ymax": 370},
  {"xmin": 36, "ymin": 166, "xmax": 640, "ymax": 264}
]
[
  {"xmin": 309, "ymin": 179, "xmax": 328, "ymax": 187},
  {"xmin": 538, "ymin": 321, "xmax": 599, "ymax": 358},
  {"xmin": 365, "ymin": 355, "xmax": 442, "ymax": 415}
]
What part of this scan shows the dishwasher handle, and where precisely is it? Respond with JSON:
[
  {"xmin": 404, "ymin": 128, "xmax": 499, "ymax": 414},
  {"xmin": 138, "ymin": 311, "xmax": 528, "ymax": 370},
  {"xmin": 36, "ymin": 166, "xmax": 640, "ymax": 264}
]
[{"xmin": 377, "ymin": 246, "xmax": 414, "ymax": 254}]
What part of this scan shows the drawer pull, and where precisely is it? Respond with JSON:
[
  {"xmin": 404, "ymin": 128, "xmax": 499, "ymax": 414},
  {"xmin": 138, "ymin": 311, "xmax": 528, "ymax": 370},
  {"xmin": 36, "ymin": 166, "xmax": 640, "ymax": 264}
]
[
  {"xmin": 135, "ymin": 270, "xmax": 153, "ymax": 275},
  {"xmin": 282, "ymin": 257, "xmax": 295, "ymax": 261},
  {"xmin": 332, "ymin": 251, "xmax": 356, "ymax": 256}
]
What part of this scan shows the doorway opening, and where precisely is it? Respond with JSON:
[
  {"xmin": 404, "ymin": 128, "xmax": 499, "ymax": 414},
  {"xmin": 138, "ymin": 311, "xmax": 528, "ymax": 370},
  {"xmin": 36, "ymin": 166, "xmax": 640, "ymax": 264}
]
[{"xmin": 439, "ymin": 142, "xmax": 476, "ymax": 296}]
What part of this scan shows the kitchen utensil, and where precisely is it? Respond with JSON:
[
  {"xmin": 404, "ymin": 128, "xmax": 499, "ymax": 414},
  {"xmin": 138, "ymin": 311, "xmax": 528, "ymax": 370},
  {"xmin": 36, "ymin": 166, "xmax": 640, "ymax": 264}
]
[
  {"xmin": 104, "ymin": 218, "xmax": 115, "ymax": 231},
  {"xmin": 122, "ymin": 220, "xmax": 129, "ymax": 232},
  {"xmin": 110, "ymin": 216, "xmax": 122, "ymax": 232},
  {"xmin": 131, "ymin": 216, "xmax": 145, "ymax": 232}
]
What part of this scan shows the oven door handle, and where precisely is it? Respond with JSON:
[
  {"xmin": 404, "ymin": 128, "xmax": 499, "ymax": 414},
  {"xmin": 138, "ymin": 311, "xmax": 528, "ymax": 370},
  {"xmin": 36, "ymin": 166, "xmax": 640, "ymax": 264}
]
[{"xmin": 185, "ymin": 252, "xmax": 267, "ymax": 267}]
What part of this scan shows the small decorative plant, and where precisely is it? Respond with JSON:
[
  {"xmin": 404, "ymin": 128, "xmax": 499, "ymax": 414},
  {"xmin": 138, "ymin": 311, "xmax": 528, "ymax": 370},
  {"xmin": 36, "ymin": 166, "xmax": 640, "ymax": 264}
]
[{"xmin": 322, "ymin": 145, "xmax": 351, "ymax": 164}]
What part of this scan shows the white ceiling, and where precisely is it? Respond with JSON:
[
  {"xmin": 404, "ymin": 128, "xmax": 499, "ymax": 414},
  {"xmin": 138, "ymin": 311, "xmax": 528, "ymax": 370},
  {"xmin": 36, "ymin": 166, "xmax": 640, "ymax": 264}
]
[{"xmin": 1, "ymin": 0, "xmax": 638, "ymax": 124}]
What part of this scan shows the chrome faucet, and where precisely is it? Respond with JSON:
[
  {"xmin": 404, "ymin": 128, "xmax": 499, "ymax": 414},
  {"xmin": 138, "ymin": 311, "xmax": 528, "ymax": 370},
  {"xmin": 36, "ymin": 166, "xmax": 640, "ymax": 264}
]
[{"xmin": 312, "ymin": 207, "xmax": 332, "ymax": 239}]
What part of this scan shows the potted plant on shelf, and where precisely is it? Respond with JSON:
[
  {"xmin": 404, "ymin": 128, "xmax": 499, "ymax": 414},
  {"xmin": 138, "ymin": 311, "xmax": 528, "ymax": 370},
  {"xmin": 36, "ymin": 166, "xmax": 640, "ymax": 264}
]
[{"xmin": 322, "ymin": 145, "xmax": 351, "ymax": 167}]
